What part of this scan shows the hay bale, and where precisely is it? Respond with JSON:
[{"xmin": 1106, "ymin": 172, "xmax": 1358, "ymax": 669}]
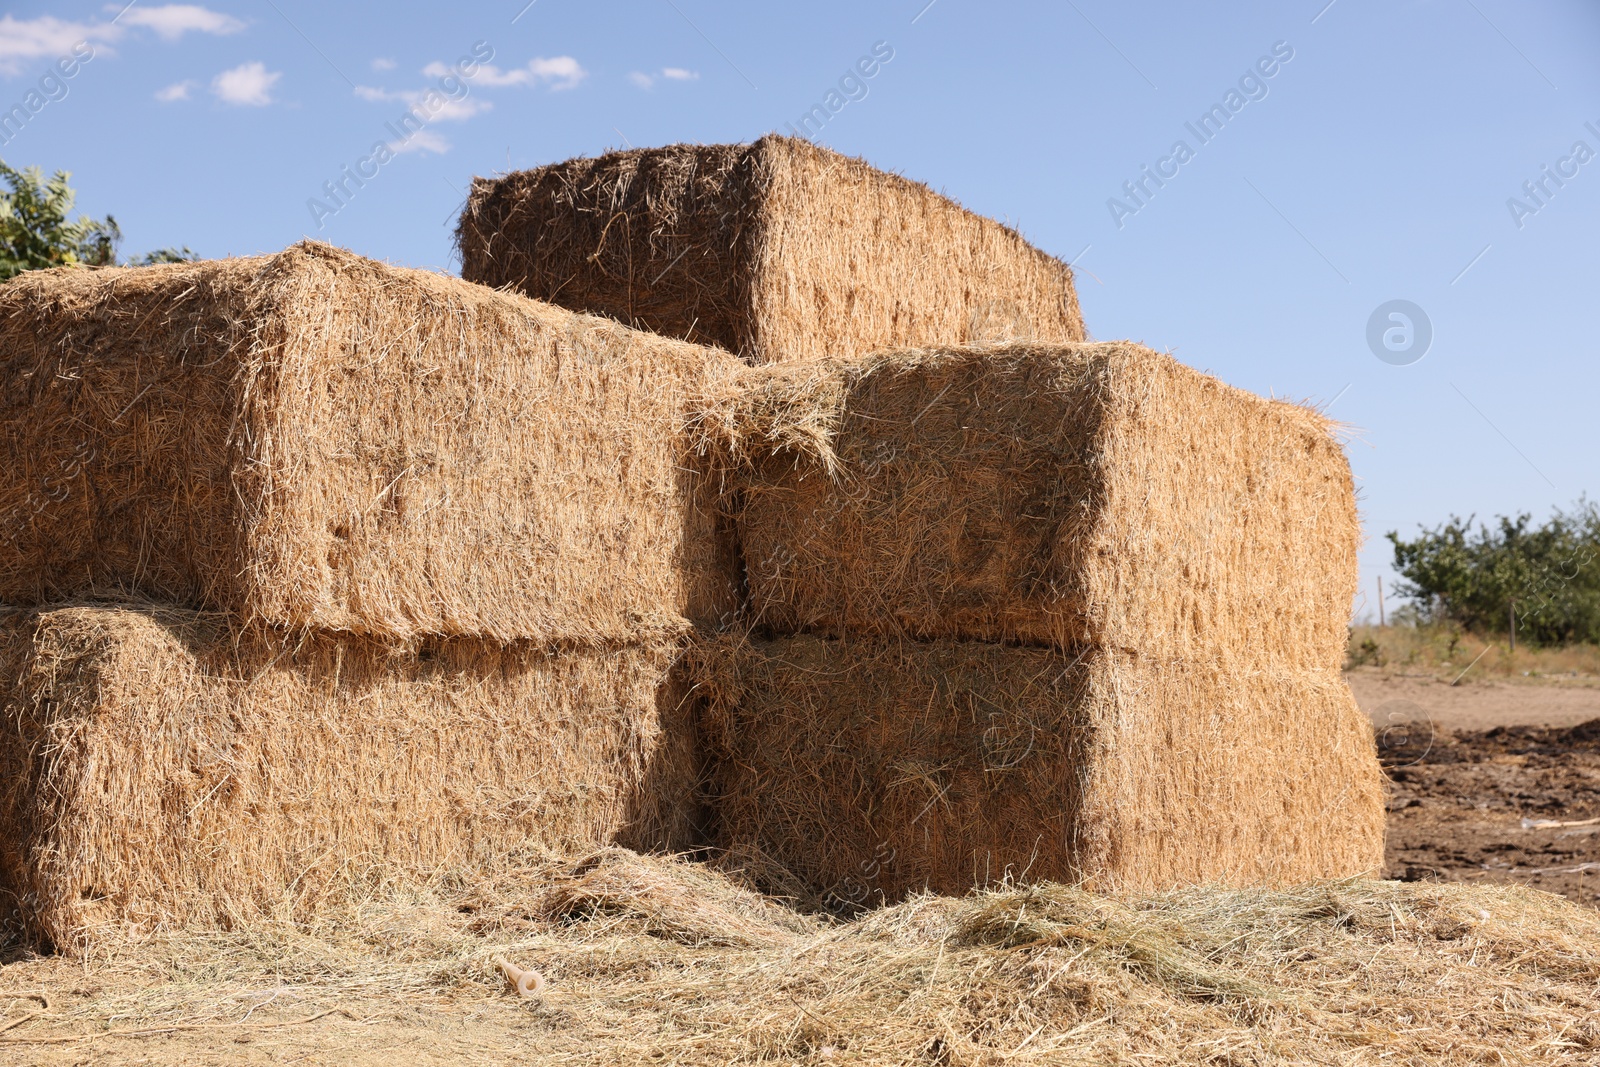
[
  {"xmin": 455, "ymin": 136, "xmax": 1085, "ymax": 364},
  {"xmin": 697, "ymin": 342, "xmax": 1357, "ymax": 670},
  {"xmin": 0, "ymin": 241, "xmax": 742, "ymax": 643},
  {"xmin": 697, "ymin": 633, "xmax": 1385, "ymax": 904},
  {"xmin": 0, "ymin": 603, "xmax": 702, "ymax": 949}
]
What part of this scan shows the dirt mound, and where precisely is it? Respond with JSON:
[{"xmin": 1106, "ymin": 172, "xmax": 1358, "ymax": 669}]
[{"xmin": 1559, "ymin": 717, "xmax": 1600, "ymax": 745}]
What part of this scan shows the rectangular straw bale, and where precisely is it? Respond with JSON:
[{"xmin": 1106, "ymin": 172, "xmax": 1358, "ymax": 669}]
[
  {"xmin": 455, "ymin": 135, "xmax": 1086, "ymax": 364},
  {"xmin": 0, "ymin": 604, "xmax": 701, "ymax": 950},
  {"xmin": 0, "ymin": 241, "xmax": 742, "ymax": 643},
  {"xmin": 697, "ymin": 342, "xmax": 1357, "ymax": 670},
  {"xmin": 697, "ymin": 633, "xmax": 1384, "ymax": 903}
]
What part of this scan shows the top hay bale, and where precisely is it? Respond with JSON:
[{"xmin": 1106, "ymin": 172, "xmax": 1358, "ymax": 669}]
[
  {"xmin": 455, "ymin": 135, "xmax": 1086, "ymax": 364},
  {"xmin": 696, "ymin": 342, "xmax": 1357, "ymax": 671},
  {"xmin": 0, "ymin": 242, "xmax": 741, "ymax": 644}
]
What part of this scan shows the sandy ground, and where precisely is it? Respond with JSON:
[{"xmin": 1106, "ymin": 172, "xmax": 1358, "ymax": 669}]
[
  {"xmin": 1348, "ymin": 667, "xmax": 1600, "ymax": 732},
  {"xmin": 0, "ymin": 1004, "xmax": 546, "ymax": 1067}
]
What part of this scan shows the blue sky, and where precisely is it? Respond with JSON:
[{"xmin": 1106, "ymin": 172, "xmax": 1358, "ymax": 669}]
[{"xmin": 3, "ymin": 0, "xmax": 1597, "ymax": 620}]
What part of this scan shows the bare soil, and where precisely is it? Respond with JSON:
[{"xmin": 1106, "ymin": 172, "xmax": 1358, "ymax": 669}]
[
  {"xmin": 1378, "ymin": 717, "xmax": 1600, "ymax": 907},
  {"xmin": 1348, "ymin": 669, "xmax": 1600, "ymax": 907}
]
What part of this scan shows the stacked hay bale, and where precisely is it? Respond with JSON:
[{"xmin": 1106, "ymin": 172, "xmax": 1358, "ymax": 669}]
[
  {"xmin": 0, "ymin": 606, "xmax": 698, "ymax": 943},
  {"xmin": 0, "ymin": 241, "xmax": 742, "ymax": 947},
  {"xmin": 460, "ymin": 139, "xmax": 1382, "ymax": 904},
  {"xmin": 455, "ymin": 135, "xmax": 1087, "ymax": 364},
  {"xmin": 0, "ymin": 241, "xmax": 740, "ymax": 642},
  {"xmin": 691, "ymin": 345, "xmax": 1385, "ymax": 901},
  {"xmin": 1, "ymin": 136, "xmax": 1386, "ymax": 942}
]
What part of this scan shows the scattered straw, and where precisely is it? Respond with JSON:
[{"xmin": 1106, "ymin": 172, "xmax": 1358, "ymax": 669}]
[{"xmin": 2, "ymin": 851, "xmax": 1596, "ymax": 1064}]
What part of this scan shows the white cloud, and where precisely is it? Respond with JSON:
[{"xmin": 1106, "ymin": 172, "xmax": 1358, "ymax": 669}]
[
  {"xmin": 354, "ymin": 84, "xmax": 491, "ymax": 122},
  {"xmin": 387, "ymin": 129, "xmax": 450, "ymax": 155},
  {"xmin": 461, "ymin": 63, "xmax": 524, "ymax": 87},
  {"xmin": 529, "ymin": 55, "xmax": 585, "ymax": 90},
  {"xmin": 370, "ymin": 57, "xmax": 396, "ymax": 71},
  {"xmin": 154, "ymin": 79, "xmax": 195, "ymax": 101},
  {"xmin": 118, "ymin": 5, "xmax": 245, "ymax": 40},
  {"xmin": 212, "ymin": 61, "xmax": 280, "ymax": 106},
  {"xmin": 0, "ymin": 7, "xmax": 243, "ymax": 75},
  {"xmin": 424, "ymin": 96, "xmax": 491, "ymax": 121},
  {"xmin": 461, "ymin": 56, "xmax": 587, "ymax": 91},
  {"xmin": 631, "ymin": 66, "xmax": 700, "ymax": 90},
  {"xmin": 0, "ymin": 15, "xmax": 108, "ymax": 75}
]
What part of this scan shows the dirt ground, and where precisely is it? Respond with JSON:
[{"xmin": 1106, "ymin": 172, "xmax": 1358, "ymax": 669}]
[{"xmin": 1350, "ymin": 669, "xmax": 1600, "ymax": 908}]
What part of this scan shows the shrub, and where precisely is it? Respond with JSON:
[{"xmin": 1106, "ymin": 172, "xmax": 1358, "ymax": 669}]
[{"xmin": 1388, "ymin": 500, "xmax": 1600, "ymax": 645}]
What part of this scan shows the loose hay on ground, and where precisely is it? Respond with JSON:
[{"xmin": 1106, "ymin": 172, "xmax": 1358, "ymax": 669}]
[
  {"xmin": 696, "ymin": 633, "xmax": 1385, "ymax": 901},
  {"xmin": 0, "ymin": 604, "xmax": 702, "ymax": 950},
  {"xmin": 2, "ymin": 852, "xmax": 1597, "ymax": 1065},
  {"xmin": 456, "ymin": 136, "xmax": 1086, "ymax": 364},
  {"xmin": 536, "ymin": 847, "xmax": 816, "ymax": 947},
  {"xmin": 0, "ymin": 241, "xmax": 742, "ymax": 643},
  {"xmin": 694, "ymin": 342, "xmax": 1358, "ymax": 671}
]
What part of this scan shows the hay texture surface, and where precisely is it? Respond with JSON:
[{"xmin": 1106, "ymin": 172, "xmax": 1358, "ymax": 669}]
[
  {"xmin": 697, "ymin": 342, "xmax": 1357, "ymax": 670},
  {"xmin": 0, "ymin": 604, "xmax": 699, "ymax": 950},
  {"xmin": 456, "ymin": 136, "xmax": 1085, "ymax": 364},
  {"xmin": 0, "ymin": 242, "xmax": 740, "ymax": 643},
  {"xmin": 698, "ymin": 634, "xmax": 1384, "ymax": 903}
]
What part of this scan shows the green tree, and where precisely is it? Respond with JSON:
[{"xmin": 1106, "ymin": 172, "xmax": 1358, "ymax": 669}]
[
  {"xmin": 0, "ymin": 160, "xmax": 195, "ymax": 280},
  {"xmin": 1388, "ymin": 500, "xmax": 1600, "ymax": 645}
]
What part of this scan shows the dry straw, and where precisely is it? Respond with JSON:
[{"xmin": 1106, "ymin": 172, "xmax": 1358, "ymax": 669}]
[
  {"xmin": 4, "ymin": 852, "xmax": 1598, "ymax": 1064},
  {"xmin": 696, "ymin": 632, "xmax": 1385, "ymax": 903},
  {"xmin": 456, "ymin": 135, "xmax": 1087, "ymax": 364},
  {"xmin": 693, "ymin": 341, "xmax": 1359, "ymax": 671},
  {"xmin": 0, "ymin": 241, "xmax": 742, "ymax": 643},
  {"xmin": 0, "ymin": 603, "xmax": 702, "ymax": 950},
  {"xmin": 538, "ymin": 847, "xmax": 817, "ymax": 948}
]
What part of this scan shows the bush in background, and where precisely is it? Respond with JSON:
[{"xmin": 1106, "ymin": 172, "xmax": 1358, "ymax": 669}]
[
  {"xmin": 0, "ymin": 159, "xmax": 192, "ymax": 280},
  {"xmin": 1388, "ymin": 501, "xmax": 1600, "ymax": 647}
]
